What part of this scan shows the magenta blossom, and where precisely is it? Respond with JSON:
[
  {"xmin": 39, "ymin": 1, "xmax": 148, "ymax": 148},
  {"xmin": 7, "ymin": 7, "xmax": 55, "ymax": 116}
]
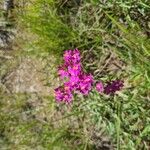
[
  {"xmin": 63, "ymin": 50, "xmax": 72, "ymax": 64},
  {"xmin": 64, "ymin": 82, "xmax": 74, "ymax": 92},
  {"xmin": 55, "ymin": 48, "xmax": 124, "ymax": 103},
  {"xmin": 104, "ymin": 80, "xmax": 124, "ymax": 95},
  {"xmin": 63, "ymin": 91, "xmax": 73, "ymax": 103},
  {"xmin": 77, "ymin": 74, "xmax": 94, "ymax": 95},
  {"xmin": 54, "ymin": 87, "xmax": 64, "ymax": 102},
  {"xmin": 58, "ymin": 65, "xmax": 69, "ymax": 79},
  {"xmin": 82, "ymin": 74, "xmax": 94, "ymax": 83},
  {"xmin": 96, "ymin": 82, "xmax": 104, "ymax": 93},
  {"xmin": 78, "ymin": 81, "xmax": 92, "ymax": 95},
  {"xmin": 72, "ymin": 48, "xmax": 80, "ymax": 63},
  {"xmin": 69, "ymin": 76, "xmax": 80, "ymax": 89},
  {"xmin": 68, "ymin": 63, "xmax": 81, "ymax": 77},
  {"xmin": 54, "ymin": 86, "xmax": 73, "ymax": 103},
  {"xmin": 63, "ymin": 48, "xmax": 80, "ymax": 65}
]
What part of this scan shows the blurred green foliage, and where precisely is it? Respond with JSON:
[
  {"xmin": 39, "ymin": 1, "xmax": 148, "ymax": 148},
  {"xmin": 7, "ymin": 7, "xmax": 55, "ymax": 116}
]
[{"xmin": 20, "ymin": 0, "xmax": 76, "ymax": 56}]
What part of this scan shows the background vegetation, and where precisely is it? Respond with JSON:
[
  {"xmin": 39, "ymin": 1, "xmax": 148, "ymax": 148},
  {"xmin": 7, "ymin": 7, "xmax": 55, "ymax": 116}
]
[{"xmin": 0, "ymin": 0, "xmax": 150, "ymax": 149}]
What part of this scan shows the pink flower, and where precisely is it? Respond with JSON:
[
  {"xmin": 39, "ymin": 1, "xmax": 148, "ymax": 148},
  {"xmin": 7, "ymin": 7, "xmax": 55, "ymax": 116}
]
[
  {"xmin": 54, "ymin": 86, "xmax": 73, "ymax": 103},
  {"xmin": 63, "ymin": 50, "xmax": 72, "ymax": 64},
  {"xmin": 58, "ymin": 65, "xmax": 69, "ymax": 79},
  {"xmin": 96, "ymin": 82, "xmax": 104, "ymax": 93},
  {"xmin": 69, "ymin": 76, "xmax": 80, "ymax": 89},
  {"xmin": 64, "ymin": 48, "xmax": 81, "ymax": 65},
  {"xmin": 82, "ymin": 74, "xmax": 94, "ymax": 83},
  {"xmin": 104, "ymin": 80, "xmax": 124, "ymax": 95},
  {"xmin": 55, "ymin": 48, "xmax": 126, "ymax": 104},
  {"xmin": 77, "ymin": 73, "xmax": 94, "ymax": 95},
  {"xmin": 54, "ymin": 87, "xmax": 64, "ymax": 102},
  {"xmin": 68, "ymin": 63, "xmax": 81, "ymax": 76},
  {"xmin": 78, "ymin": 82, "xmax": 92, "ymax": 95},
  {"xmin": 64, "ymin": 82, "xmax": 74, "ymax": 92},
  {"xmin": 63, "ymin": 92, "xmax": 73, "ymax": 103},
  {"xmin": 72, "ymin": 48, "xmax": 80, "ymax": 63}
]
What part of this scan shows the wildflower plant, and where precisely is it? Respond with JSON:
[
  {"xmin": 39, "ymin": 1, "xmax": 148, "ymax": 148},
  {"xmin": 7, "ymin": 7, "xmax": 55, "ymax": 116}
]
[{"xmin": 54, "ymin": 49, "xmax": 124, "ymax": 103}]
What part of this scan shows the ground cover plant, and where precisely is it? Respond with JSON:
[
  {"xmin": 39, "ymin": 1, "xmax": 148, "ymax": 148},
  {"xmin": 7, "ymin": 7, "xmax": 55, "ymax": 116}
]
[
  {"xmin": 55, "ymin": 48, "xmax": 124, "ymax": 103},
  {"xmin": 0, "ymin": 0, "xmax": 150, "ymax": 149}
]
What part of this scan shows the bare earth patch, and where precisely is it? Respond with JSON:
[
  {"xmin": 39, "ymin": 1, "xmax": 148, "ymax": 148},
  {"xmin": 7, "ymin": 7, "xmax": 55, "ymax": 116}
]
[{"xmin": 2, "ymin": 56, "xmax": 59, "ymax": 96}]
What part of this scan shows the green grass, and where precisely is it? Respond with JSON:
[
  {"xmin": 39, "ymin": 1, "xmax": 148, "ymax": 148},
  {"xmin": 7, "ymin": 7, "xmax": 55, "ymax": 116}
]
[
  {"xmin": 0, "ymin": 0, "xmax": 150, "ymax": 149},
  {"xmin": 18, "ymin": 0, "xmax": 76, "ymax": 56}
]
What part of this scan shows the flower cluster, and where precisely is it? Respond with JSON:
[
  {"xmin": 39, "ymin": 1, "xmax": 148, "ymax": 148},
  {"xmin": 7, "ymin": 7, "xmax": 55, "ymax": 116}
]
[
  {"xmin": 55, "ymin": 49, "xmax": 94, "ymax": 103},
  {"xmin": 54, "ymin": 49, "xmax": 124, "ymax": 104},
  {"xmin": 104, "ymin": 80, "xmax": 124, "ymax": 95}
]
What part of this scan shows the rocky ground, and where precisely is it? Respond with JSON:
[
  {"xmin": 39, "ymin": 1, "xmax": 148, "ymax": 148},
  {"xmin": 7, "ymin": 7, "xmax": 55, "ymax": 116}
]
[{"xmin": 1, "ymin": 56, "xmax": 58, "ymax": 95}]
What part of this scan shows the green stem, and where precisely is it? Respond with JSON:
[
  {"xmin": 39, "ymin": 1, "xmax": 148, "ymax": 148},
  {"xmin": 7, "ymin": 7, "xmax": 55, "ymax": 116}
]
[{"xmin": 116, "ymin": 99, "xmax": 121, "ymax": 150}]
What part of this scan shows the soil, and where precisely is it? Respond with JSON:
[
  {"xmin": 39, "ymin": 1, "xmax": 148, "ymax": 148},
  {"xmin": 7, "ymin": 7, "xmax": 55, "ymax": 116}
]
[{"xmin": 2, "ymin": 57, "xmax": 58, "ymax": 95}]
